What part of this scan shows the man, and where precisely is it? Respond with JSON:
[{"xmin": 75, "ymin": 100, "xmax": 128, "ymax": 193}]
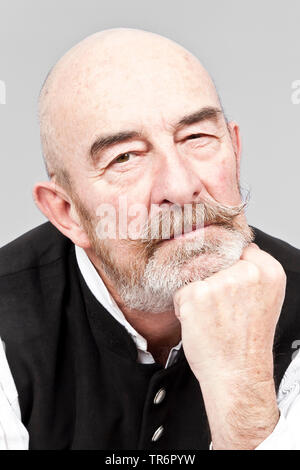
[{"xmin": 0, "ymin": 28, "xmax": 300, "ymax": 450}]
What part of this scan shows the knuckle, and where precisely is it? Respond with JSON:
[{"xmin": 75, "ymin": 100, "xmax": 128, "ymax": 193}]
[
  {"xmin": 189, "ymin": 282, "xmax": 208, "ymax": 302},
  {"xmin": 173, "ymin": 289, "xmax": 184, "ymax": 307},
  {"xmin": 173, "ymin": 281, "xmax": 204, "ymax": 306},
  {"xmin": 178, "ymin": 300, "xmax": 193, "ymax": 318},
  {"xmin": 268, "ymin": 260, "xmax": 287, "ymax": 285},
  {"xmin": 276, "ymin": 265, "xmax": 287, "ymax": 286},
  {"xmin": 221, "ymin": 274, "xmax": 237, "ymax": 290},
  {"xmin": 245, "ymin": 262, "xmax": 260, "ymax": 283}
]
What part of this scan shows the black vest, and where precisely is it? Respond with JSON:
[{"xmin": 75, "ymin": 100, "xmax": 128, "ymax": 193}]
[{"xmin": 0, "ymin": 222, "xmax": 300, "ymax": 450}]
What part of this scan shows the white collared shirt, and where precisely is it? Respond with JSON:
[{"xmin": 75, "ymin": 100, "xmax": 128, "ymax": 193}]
[
  {"xmin": 75, "ymin": 245, "xmax": 182, "ymax": 368},
  {"xmin": 0, "ymin": 245, "xmax": 300, "ymax": 449}
]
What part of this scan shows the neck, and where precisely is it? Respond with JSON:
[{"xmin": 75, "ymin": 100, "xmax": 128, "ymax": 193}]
[{"xmin": 119, "ymin": 302, "xmax": 182, "ymax": 365}]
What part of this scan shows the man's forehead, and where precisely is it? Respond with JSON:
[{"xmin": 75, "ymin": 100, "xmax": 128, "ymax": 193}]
[
  {"xmin": 46, "ymin": 29, "xmax": 218, "ymax": 118},
  {"xmin": 69, "ymin": 59, "xmax": 215, "ymax": 110},
  {"xmin": 50, "ymin": 65, "xmax": 220, "ymax": 160}
]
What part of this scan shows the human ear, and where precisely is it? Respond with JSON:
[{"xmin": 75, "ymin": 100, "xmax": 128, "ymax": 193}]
[
  {"xmin": 227, "ymin": 121, "xmax": 242, "ymax": 181},
  {"xmin": 32, "ymin": 180, "xmax": 91, "ymax": 248}
]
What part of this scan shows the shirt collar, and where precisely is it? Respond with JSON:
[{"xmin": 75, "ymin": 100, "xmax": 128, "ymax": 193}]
[{"xmin": 75, "ymin": 245, "xmax": 182, "ymax": 362}]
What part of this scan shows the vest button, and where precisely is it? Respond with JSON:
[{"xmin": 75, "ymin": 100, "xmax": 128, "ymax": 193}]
[
  {"xmin": 151, "ymin": 425, "xmax": 164, "ymax": 442},
  {"xmin": 153, "ymin": 387, "xmax": 166, "ymax": 405}
]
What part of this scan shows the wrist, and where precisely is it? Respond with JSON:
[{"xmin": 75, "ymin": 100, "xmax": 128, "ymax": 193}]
[{"xmin": 200, "ymin": 376, "xmax": 279, "ymax": 450}]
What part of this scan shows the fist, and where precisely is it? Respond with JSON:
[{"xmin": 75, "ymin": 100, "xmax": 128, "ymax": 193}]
[{"xmin": 173, "ymin": 243, "xmax": 287, "ymax": 386}]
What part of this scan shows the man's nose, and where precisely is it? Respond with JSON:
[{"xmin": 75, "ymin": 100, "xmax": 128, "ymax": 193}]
[{"xmin": 150, "ymin": 148, "xmax": 204, "ymax": 207}]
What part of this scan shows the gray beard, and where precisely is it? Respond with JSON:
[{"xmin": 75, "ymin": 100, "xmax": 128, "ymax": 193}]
[
  {"xmin": 101, "ymin": 225, "xmax": 254, "ymax": 313},
  {"xmin": 72, "ymin": 189, "xmax": 253, "ymax": 313}
]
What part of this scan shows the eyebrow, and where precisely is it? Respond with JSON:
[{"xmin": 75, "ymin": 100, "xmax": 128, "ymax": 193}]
[
  {"xmin": 89, "ymin": 106, "xmax": 222, "ymax": 164},
  {"xmin": 177, "ymin": 105, "xmax": 222, "ymax": 127},
  {"xmin": 90, "ymin": 130, "xmax": 143, "ymax": 163}
]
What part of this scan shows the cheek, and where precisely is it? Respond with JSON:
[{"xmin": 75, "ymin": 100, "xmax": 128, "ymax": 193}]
[
  {"xmin": 205, "ymin": 157, "xmax": 240, "ymax": 205},
  {"xmin": 74, "ymin": 169, "xmax": 154, "ymax": 230},
  {"xmin": 92, "ymin": 184, "xmax": 153, "ymax": 235},
  {"xmin": 106, "ymin": 174, "xmax": 153, "ymax": 209}
]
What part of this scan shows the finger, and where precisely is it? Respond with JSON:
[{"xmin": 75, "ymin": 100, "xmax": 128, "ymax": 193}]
[
  {"xmin": 250, "ymin": 242, "xmax": 260, "ymax": 250},
  {"xmin": 241, "ymin": 243, "xmax": 285, "ymax": 278},
  {"xmin": 240, "ymin": 243, "xmax": 260, "ymax": 258}
]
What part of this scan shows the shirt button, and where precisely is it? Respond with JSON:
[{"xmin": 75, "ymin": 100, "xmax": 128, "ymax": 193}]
[
  {"xmin": 151, "ymin": 425, "xmax": 164, "ymax": 442},
  {"xmin": 153, "ymin": 387, "xmax": 166, "ymax": 405}
]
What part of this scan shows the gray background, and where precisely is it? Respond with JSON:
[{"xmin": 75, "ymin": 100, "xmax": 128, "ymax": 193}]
[{"xmin": 0, "ymin": 0, "xmax": 299, "ymax": 248}]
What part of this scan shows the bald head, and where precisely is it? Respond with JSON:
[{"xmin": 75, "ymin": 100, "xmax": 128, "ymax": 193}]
[{"xmin": 39, "ymin": 28, "xmax": 222, "ymax": 190}]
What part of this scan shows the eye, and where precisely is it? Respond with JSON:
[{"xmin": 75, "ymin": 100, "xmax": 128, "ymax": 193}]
[
  {"xmin": 186, "ymin": 133, "xmax": 206, "ymax": 140},
  {"xmin": 112, "ymin": 152, "xmax": 133, "ymax": 164}
]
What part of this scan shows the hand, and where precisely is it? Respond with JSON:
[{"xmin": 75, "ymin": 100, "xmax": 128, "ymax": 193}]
[{"xmin": 173, "ymin": 243, "xmax": 287, "ymax": 449}]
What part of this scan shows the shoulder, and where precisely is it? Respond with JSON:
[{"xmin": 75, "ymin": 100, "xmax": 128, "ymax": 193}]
[
  {"xmin": 0, "ymin": 223, "xmax": 78, "ymax": 344},
  {"xmin": 252, "ymin": 226, "xmax": 300, "ymax": 275},
  {"xmin": 0, "ymin": 222, "xmax": 74, "ymax": 278}
]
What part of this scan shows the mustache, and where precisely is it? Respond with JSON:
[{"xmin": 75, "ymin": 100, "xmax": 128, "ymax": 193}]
[{"xmin": 134, "ymin": 194, "xmax": 248, "ymax": 249}]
